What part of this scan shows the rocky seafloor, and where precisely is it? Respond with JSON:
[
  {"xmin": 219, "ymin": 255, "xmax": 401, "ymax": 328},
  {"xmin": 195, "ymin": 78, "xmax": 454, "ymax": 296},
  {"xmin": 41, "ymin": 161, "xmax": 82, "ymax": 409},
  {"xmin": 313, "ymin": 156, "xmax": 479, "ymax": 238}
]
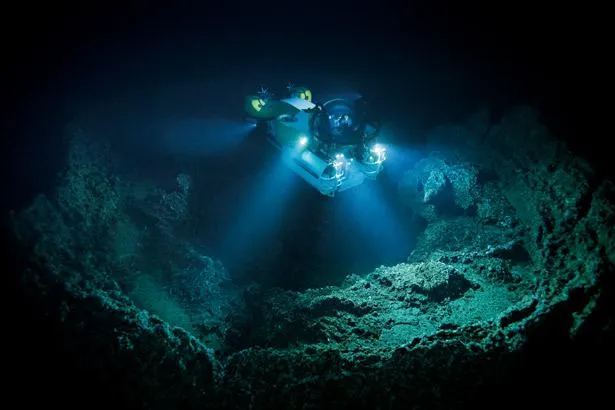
[{"xmin": 7, "ymin": 106, "xmax": 613, "ymax": 409}]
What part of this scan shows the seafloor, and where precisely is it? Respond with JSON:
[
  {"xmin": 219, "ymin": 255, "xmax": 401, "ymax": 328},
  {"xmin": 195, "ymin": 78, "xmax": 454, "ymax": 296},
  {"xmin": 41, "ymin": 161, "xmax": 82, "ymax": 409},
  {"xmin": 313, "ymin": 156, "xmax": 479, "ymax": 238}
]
[{"xmin": 8, "ymin": 106, "xmax": 613, "ymax": 409}]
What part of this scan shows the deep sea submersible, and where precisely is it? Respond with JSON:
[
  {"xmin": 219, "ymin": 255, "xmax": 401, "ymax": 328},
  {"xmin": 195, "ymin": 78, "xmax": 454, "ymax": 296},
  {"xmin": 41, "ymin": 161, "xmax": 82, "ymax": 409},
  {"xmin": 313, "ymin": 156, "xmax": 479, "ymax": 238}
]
[{"xmin": 244, "ymin": 84, "xmax": 387, "ymax": 196}]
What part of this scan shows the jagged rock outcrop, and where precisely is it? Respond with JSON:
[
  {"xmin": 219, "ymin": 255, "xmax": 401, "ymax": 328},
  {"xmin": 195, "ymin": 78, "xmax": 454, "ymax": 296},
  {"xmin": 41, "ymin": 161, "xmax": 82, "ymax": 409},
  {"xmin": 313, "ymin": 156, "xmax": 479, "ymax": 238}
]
[{"xmin": 8, "ymin": 107, "xmax": 613, "ymax": 409}]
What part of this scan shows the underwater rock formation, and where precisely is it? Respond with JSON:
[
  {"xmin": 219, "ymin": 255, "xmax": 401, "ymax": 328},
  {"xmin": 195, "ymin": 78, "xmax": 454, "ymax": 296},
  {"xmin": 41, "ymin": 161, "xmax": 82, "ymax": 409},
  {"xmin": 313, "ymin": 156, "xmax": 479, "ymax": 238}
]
[{"xmin": 7, "ymin": 107, "xmax": 613, "ymax": 409}]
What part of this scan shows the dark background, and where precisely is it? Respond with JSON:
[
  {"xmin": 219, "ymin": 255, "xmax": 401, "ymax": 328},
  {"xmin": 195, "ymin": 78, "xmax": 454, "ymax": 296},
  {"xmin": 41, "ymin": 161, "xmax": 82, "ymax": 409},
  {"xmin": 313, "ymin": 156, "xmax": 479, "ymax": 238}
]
[{"xmin": 2, "ymin": 0, "xmax": 605, "ymax": 221}]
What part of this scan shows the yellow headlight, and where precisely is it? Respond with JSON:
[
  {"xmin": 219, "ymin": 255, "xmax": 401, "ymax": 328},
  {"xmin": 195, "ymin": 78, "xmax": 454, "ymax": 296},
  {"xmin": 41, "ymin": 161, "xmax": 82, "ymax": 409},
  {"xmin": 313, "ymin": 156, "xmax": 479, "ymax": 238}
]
[{"xmin": 251, "ymin": 98, "xmax": 266, "ymax": 112}]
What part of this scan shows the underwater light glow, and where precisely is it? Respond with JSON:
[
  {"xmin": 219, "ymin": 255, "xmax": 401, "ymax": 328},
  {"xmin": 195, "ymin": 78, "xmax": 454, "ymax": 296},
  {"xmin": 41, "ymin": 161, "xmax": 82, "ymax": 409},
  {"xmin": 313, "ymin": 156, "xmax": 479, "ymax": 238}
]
[
  {"xmin": 217, "ymin": 156, "xmax": 299, "ymax": 269},
  {"xmin": 371, "ymin": 144, "xmax": 386, "ymax": 153},
  {"xmin": 337, "ymin": 181, "xmax": 413, "ymax": 266},
  {"xmin": 144, "ymin": 118, "xmax": 258, "ymax": 156},
  {"xmin": 298, "ymin": 135, "xmax": 308, "ymax": 146}
]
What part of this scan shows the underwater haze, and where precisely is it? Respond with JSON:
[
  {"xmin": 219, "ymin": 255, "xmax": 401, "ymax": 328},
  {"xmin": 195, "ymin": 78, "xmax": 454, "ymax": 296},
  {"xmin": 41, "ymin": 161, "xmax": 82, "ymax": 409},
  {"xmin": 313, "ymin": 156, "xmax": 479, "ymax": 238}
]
[{"xmin": 4, "ymin": 1, "xmax": 611, "ymax": 409}]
